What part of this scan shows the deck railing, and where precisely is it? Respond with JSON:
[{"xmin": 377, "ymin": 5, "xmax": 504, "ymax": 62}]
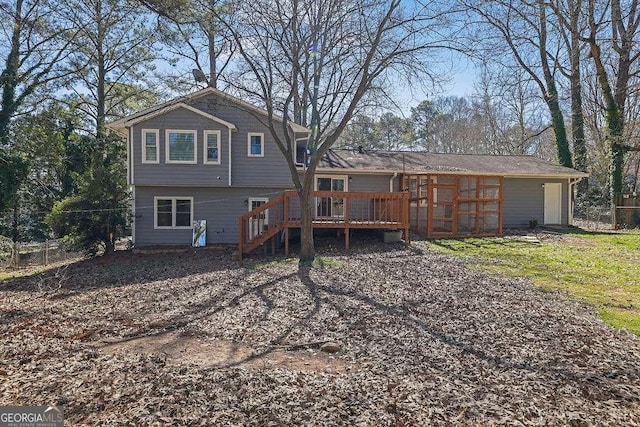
[
  {"xmin": 239, "ymin": 190, "xmax": 410, "ymax": 256},
  {"xmin": 283, "ymin": 190, "xmax": 409, "ymax": 227}
]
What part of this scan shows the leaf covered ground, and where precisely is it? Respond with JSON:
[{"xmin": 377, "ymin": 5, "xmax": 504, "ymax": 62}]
[
  {"xmin": 1, "ymin": 236, "xmax": 639, "ymax": 425},
  {"xmin": 424, "ymin": 229, "xmax": 640, "ymax": 335}
]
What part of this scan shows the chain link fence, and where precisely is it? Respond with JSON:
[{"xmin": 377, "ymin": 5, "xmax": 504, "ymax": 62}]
[
  {"xmin": 1, "ymin": 239, "xmax": 80, "ymax": 268},
  {"xmin": 574, "ymin": 204, "xmax": 640, "ymax": 230},
  {"xmin": 573, "ymin": 205, "xmax": 614, "ymax": 230}
]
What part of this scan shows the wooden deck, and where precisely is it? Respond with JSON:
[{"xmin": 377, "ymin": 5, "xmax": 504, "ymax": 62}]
[{"xmin": 239, "ymin": 190, "xmax": 411, "ymax": 257}]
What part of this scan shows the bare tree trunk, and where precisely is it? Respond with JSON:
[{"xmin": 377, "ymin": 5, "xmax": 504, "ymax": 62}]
[
  {"xmin": 10, "ymin": 199, "xmax": 19, "ymax": 267},
  {"xmin": 95, "ymin": 0, "xmax": 106, "ymax": 138},
  {"xmin": 208, "ymin": 30, "xmax": 217, "ymax": 88},
  {"xmin": 104, "ymin": 231, "xmax": 115, "ymax": 253},
  {"xmin": 569, "ymin": 2, "xmax": 588, "ymax": 194},
  {"xmin": 538, "ymin": 1, "xmax": 573, "ymax": 168},
  {"xmin": 298, "ymin": 181, "xmax": 315, "ymax": 264},
  {"xmin": 546, "ymin": 92, "xmax": 572, "ymax": 167},
  {"xmin": 584, "ymin": 0, "xmax": 638, "ymax": 209},
  {"xmin": 0, "ymin": 0, "xmax": 22, "ymax": 146}
]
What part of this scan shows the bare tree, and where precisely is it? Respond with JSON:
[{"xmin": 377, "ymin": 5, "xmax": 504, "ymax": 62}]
[
  {"xmin": 0, "ymin": 0, "xmax": 78, "ymax": 143},
  {"xmin": 0, "ymin": 0, "xmax": 78, "ymax": 253},
  {"xmin": 550, "ymin": 0, "xmax": 589, "ymax": 192},
  {"xmin": 582, "ymin": 0, "xmax": 640, "ymax": 207},
  {"xmin": 219, "ymin": 0, "xmax": 449, "ymax": 263},
  {"xmin": 463, "ymin": 0, "xmax": 573, "ymax": 168},
  {"xmin": 474, "ymin": 64, "xmax": 554, "ymax": 157},
  {"xmin": 336, "ymin": 115, "xmax": 378, "ymax": 150},
  {"xmin": 141, "ymin": 0, "xmax": 235, "ymax": 90}
]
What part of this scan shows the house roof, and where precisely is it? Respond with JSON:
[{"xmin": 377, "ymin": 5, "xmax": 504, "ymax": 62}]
[
  {"xmin": 108, "ymin": 87, "xmax": 310, "ymax": 134},
  {"xmin": 316, "ymin": 149, "xmax": 588, "ymax": 178},
  {"xmin": 122, "ymin": 103, "xmax": 237, "ymax": 130}
]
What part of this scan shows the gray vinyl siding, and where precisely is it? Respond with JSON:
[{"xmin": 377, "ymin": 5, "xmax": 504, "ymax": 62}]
[
  {"xmin": 502, "ymin": 178, "xmax": 568, "ymax": 226},
  {"xmin": 132, "ymin": 108, "xmax": 231, "ymax": 186},
  {"xmin": 131, "ymin": 99, "xmax": 299, "ymax": 188},
  {"xmin": 345, "ymin": 174, "xmax": 395, "ymax": 221},
  {"xmin": 293, "ymin": 172, "xmax": 395, "ymax": 192},
  {"xmin": 133, "ymin": 186, "xmax": 287, "ymax": 246},
  {"xmin": 188, "ymin": 97, "xmax": 297, "ymax": 187},
  {"xmin": 347, "ymin": 174, "xmax": 394, "ymax": 192}
]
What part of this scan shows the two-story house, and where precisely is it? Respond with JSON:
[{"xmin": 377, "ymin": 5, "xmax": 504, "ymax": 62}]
[
  {"xmin": 109, "ymin": 87, "xmax": 311, "ymax": 247},
  {"xmin": 109, "ymin": 87, "xmax": 587, "ymax": 253}
]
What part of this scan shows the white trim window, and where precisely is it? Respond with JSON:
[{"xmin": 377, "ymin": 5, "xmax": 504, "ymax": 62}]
[
  {"xmin": 141, "ymin": 129, "xmax": 159, "ymax": 164},
  {"xmin": 247, "ymin": 132, "xmax": 264, "ymax": 157},
  {"xmin": 203, "ymin": 130, "xmax": 221, "ymax": 164},
  {"xmin": 166, "ymin": 130, "xmax": 197, "ymax": 164},
  {"xmin": 154, "ymin": 197, "xmax": 193, "ymax": 229},
  {"xmin": 315, "ymin": 175, "xmax": 348, "ymax": 218}
]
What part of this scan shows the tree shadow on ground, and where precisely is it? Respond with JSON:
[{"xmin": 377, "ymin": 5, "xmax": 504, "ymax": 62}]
[
  {"xmin": 0, "ymin": 246, "xmax": 242, "ymax": 294},
  {"xmin": 125, "ymin": 257, "xmax": 638, "ymax": 406}
]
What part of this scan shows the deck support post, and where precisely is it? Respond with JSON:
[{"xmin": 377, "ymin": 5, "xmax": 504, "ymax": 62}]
[
  {"xmin": 238, "ymin": 217, "xmax": 244, "ymax": 260},
  {"xmin": 345, "ymin": 227, "xmax": 350, "ymax": 251},
  {"xmin": 284, "ymin": 227, "xmax": 289, "ymax": 256},
  {"xmin": 344, "ymin": 197, "xmax": 350, "ymax": 251}
]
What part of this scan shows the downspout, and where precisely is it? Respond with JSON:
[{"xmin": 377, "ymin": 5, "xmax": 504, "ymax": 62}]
[
  {"xmin": 126, "ymin": 127, "xmax": 130, "ymax": 185},
  {"xmin": 390, "ymin": 172, "xmax": 398, "ymax": 192},
  {"xmin": 568, "ymin": 177, "xmax": 583, "ymax": 225},
  {"xmin": 228, "ymin": 127, "xmax": 232, "ymax": 186},
  {"xmin": 128, "ymin": 126, "xmax": 136, "ymax": 244},
  {"xmin": 131, "ymin": 186, "xmax": 136, "ymax": 245},
  {"xmin": 129, "ymin": 127, "xmax": 134, "ymax": 185}
]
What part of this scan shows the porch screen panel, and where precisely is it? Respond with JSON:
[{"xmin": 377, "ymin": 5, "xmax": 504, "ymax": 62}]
[
  {"xmin": 457, "ymin": 201, "xmax": 477, "ymax": 235},
  {"xmin": 477, "ymin": 177, "xmax": 502, "ymax": 234},
  {"xmin": 430, "ymin": 175, "xmax": 455, "ymax": 235},
  {"xmin": 457, "ymin": 176, "xmax": 478, "ymax": 235}
]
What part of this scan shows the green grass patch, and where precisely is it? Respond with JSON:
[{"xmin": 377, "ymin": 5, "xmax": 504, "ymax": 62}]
[
  {"xmin": 313, "ymin": 256, "xmax": 346, "ymax": 268},
  {"xmin": 598, "ymin": 307, "xmax": 640, "ymax": 336},
  {"xmin": 423, "ymin": 230, "xmax": 640, "ymax": 336},
  {"xmin": 0, "ymin": 272, "xmax": 15, "ymax": 281},
  {"xmin": 0, "ymin": 269, "xmax": 40, "ymax": 281},
  {"xmin": 247, "ymin": 257, "xmax": 298, "ymax": 271}
]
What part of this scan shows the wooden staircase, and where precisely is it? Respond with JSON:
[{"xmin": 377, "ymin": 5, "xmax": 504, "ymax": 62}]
[
  {"xmin": 242, "ymin": 222, "xmax": 283, "ymax": 254},
  {"xmin": 238, "ymin": 190, "xmax": 411, "ymax": 259},
  {"xmin": 238, "ymin": 194, "xmax": 286, "ymax": 256}
]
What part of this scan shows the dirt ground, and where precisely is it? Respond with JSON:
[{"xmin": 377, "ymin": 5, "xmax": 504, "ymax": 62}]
[{"xmin": 1, "ymin": 234, "xmax": 639, "ymax": 425}]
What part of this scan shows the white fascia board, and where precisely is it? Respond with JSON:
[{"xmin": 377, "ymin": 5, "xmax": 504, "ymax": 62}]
[{"xmin": 122, "ymin": 103, "xmax": 237, "ymax": 130}]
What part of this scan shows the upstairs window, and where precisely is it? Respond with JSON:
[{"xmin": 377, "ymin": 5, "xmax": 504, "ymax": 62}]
[
  {"xmin": 166, "ymin": 130, "xmax": 197, "ymax": 164},
  {"xmin": 142, "ymin": 129, "xmax": 159, "ymax": 164},
  {"xmin": 204, "ymin": 130, "xmax": 221, "ymax": 164},
  {"xmin": 248, "ymin": 132, "xmax": 264, "ymax": 157},
  {"xmin": 154, "ymin": 197, "xmax": 193, "ymax": 228}
]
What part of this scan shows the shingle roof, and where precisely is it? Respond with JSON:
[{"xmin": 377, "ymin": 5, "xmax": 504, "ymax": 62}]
[
  {"xmin": 108, "ymin": 87, "xmax": 310, "ymax": 134},
  {"xmin": 317, "ymin": 149, "xmax": 588, "ymax": 178}
]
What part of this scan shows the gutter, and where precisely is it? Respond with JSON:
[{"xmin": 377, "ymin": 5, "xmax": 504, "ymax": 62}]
[
  {"xmin": 390, "ymin": 172, "xmax": 397, "ymax": 192},
  {"xmin": 308, "ymin": 167, "xmax": 588, "ymax": 180}
]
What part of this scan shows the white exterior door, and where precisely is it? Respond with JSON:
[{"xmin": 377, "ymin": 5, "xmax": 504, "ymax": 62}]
[
  {"xmin": 544, "ymin": 183, "xmax": 562, "ymax": 225},
  {"xmin": 248, "ymin": 197, "xmax": 269, "ymax": 239}
]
